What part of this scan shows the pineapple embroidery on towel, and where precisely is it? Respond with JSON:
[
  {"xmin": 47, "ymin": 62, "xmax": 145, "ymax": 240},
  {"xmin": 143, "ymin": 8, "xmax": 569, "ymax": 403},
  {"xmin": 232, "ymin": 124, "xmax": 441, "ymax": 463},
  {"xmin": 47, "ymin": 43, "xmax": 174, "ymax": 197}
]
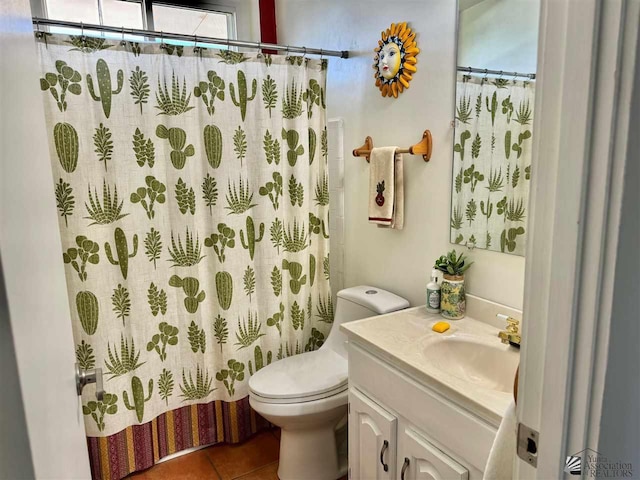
[{"xmin": 375, "ymin": 181, "xmax": 385, "ymax": 206}]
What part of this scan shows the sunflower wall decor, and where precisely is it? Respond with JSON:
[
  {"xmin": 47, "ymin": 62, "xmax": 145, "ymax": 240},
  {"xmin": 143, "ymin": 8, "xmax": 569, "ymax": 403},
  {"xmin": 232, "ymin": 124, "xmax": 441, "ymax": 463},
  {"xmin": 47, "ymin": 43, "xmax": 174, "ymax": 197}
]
[{"xmin": 373, "ymin": 22, "xmax": 419, "ymax": 98}]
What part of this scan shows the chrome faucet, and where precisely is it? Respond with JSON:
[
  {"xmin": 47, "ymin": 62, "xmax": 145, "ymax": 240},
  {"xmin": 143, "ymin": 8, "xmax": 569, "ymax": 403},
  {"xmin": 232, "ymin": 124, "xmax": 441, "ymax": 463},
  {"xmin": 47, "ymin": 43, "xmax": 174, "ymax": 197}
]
[{"xmin": 497, "ymin": 314, "xmax": 521, "ymax": 348}]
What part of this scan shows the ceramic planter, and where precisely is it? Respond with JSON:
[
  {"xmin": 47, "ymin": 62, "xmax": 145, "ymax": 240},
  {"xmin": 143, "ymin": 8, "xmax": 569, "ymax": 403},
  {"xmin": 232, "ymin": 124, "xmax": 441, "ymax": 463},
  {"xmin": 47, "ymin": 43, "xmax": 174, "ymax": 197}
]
[{"xmin": 440, "ymin": 274, "xmax": 466, "ymax": 320}]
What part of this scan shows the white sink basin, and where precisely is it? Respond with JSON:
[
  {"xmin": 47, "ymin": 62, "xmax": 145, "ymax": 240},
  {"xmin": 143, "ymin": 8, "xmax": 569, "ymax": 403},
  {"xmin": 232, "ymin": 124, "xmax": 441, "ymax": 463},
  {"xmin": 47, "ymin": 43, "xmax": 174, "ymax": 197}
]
[{"xmin": 422, "ymin": 334, "xmax": 519, "ymax": 393}]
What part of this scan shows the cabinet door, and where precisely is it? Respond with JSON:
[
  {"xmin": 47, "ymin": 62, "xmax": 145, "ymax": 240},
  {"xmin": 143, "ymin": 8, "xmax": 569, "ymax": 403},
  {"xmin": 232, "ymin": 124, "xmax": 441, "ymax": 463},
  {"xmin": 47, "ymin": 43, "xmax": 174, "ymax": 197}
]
[
  {"xmin": 349, "ymin": 388, "xmax": 397, "ymax": 480},
  {"xmin": 398, "ymin": 427, "xmax": 469, "ymax": 480}
]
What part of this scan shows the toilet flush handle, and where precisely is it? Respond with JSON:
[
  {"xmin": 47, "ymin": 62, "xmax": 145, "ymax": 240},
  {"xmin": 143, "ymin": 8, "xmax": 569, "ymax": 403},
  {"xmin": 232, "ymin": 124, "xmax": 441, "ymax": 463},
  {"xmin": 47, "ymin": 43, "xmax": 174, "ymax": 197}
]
[{"xmin": 380, "ymin": 440, "xmax": 389, "ymax": 472}]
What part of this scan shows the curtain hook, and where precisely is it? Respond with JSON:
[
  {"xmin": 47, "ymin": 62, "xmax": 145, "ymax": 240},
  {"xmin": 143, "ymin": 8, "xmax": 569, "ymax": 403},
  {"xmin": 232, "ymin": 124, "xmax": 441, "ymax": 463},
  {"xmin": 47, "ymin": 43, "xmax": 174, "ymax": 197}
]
[
  {"xmin": 319, "ymin": 48, "xmax": 324, "ymax": 61},
  {"xmin": 80, "ymin": 22, "xmax": 85, "ymax": 44},
  {"xmin": 159, "ymin": 30, "xmax": 165, "ymax": 49},
  {"xmin": 226, "ymin": 36, "xmax": 230, "ymax": 51},
  {"xmin": 303, "ymin": 46, "xmax": 309, "ymax": 65},
  {"xmin": 120, "ymin": 26, "xmax": 126, "ymax": 46},
  {"xmin": 257, "ymin": 40, "xmax": 262, "ymax": 58}
]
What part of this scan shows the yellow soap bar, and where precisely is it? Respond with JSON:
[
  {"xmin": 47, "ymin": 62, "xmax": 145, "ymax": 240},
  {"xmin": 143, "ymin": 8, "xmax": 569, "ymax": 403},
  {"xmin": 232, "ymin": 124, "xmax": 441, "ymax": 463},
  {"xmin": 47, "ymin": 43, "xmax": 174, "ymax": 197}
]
[{"xmin": 432, "ymin": 321, "xmax": 450, "ymax": 333}]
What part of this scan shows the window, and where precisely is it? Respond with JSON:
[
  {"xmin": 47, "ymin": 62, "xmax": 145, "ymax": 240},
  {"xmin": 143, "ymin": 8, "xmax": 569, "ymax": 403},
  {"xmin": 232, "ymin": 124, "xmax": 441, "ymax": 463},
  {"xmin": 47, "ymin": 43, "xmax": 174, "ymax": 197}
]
[{"xmin": 38, "ymin": 0, "xmax": 235, "ymax": 41}]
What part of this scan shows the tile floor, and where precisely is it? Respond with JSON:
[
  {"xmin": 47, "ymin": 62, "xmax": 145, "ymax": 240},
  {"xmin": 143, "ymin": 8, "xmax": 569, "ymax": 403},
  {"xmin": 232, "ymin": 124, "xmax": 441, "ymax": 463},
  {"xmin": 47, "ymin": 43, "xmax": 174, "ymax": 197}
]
[{"xmin": 128, "ymin": 428, "xmax": 348, "ymax": 480}]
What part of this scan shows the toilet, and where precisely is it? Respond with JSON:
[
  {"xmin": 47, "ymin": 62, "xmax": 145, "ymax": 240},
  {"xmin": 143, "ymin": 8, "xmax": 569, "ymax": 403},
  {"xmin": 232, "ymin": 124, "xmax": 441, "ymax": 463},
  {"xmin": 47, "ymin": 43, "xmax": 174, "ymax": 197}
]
[{"xmin": 249, "ymin": 286, "xmax": 410, "ymax": 480}]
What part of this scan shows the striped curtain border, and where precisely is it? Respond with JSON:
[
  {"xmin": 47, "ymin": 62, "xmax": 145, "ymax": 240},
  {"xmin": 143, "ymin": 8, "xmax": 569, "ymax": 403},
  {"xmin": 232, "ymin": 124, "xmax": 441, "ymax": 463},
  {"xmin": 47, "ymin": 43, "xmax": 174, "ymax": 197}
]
[{"xmin": 87, "ymin": 397, "xmax": 270, "ymax": 480}]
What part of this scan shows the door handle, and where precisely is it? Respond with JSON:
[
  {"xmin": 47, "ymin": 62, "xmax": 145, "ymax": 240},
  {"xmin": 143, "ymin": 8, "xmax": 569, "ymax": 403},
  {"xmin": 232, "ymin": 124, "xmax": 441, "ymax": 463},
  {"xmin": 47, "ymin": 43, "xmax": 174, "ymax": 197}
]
[
  {"xmin": 379, "ymin": 439, "xmax": 389, "ymax": 472},
  {"xmin": 401, "ymin": 457, "xmax": 410, "ymax": 480},
  {"xmin": 75, "ymin": 363, "xmax": 104, "ymax": 401}
]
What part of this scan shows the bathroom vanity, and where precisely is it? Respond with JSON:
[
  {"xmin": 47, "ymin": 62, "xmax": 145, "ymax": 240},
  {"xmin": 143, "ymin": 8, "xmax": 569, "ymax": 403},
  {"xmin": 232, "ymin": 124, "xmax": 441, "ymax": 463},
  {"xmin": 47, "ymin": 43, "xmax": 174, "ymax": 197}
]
[{"xmin": 341, "ymin": 301, "xmax": 520, "ymax": 480}]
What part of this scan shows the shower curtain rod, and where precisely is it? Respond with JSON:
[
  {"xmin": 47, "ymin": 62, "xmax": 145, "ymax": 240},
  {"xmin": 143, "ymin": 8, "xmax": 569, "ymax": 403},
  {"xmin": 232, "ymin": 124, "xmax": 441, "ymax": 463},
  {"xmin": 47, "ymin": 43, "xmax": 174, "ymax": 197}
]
[
  {"xmin": 457, "ymin": 66, "xmax": 536, "ymax": 79},
  {"xmin": 31, "ymin": 17, "xmax": 350, "ymax": 59}
]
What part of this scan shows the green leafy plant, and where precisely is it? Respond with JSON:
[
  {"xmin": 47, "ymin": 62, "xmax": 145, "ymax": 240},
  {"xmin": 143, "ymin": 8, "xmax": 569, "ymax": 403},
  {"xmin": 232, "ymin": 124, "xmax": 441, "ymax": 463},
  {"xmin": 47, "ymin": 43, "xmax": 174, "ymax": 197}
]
[
  {"xmin": 481, "ymin": 199, "xmax": 493, "ymax": 219},
  {"xmin": 486, "ymin": 91, "xmax": 498, "ymax": 126},
  {"xmin": 263, "ymin": 130, "xmax": 280, "ymax": 165},
  {"xmin": 243, "ymin": 266, "xmax": 256, "ymax": 301},
  {"xmin": 323, "ymin": 254, "xmax": 330, "ymax": 280},
  {"xmin": 217, "ymin": 51, "xmax": 248, "ymax": 64},
  {"xmin": 123, "ymin": 376, "xmax": 152, "ymax": 423},
  {"xmin": 270, "ymin": 218, "xmax": 284, "ymax": 254},
  {"xmin": 76, "ymin": 340, "xmax": 95, "ymax": 370},
  {"xmin": 259, "ymin": 172, "xmax": 283, "ymax": 210},
  {"xmin": 204, "ymin": 223, "xmax": 236, "ymax": 263},
  {"xmin": 104, "ymin": 228, "xmax": 138, "ymax": 280},
  {"xmin": 215, "ymin": 272, "xmax": 237, "ymax": 312},
  {"xmin": 475, "ymin": 93, "xmax": 482, "ymax": 118},
  {"xmin": 450, "ymin": 206, "xmax": 463, "ymax": 230},
  {"xmin": 496, "ymin": 196, "xmax": 508, "ymax": 220},
  {"xmin": 233, "ymin": 126, "xmax": 247, "ymax": 165},
  {"xmin": 168, "ymin": 228, "xmax": 204, "ymax": 267},
  {"xmin": 466, "ymin": 199, "xmax": 477, "ymax": 225},
  {"xmin": 225, "ymin": 177, "xmax": 257, "ymax": 214},
  {"xmin": 302, "ymin": 79, "xmax": 324, "ymax": 118},
  {"xmin": 147, "ymin": 282, "xmax": 167, "ymax": 316},
  {"xmin": 194, "ymin": 70, "xmax": 225, "ymax": 115},
  {"xmin": 314, "ymin": 173, "xmax": 329, "ymax": 206},
  {"xmin": 248, "ymin": 346, "xmax": 273, "ymax": 375},
  {"xmin": 130, "ymin": 176, "xmax": 166, "ymax": 219},
  {"xmin": 85, "ymin": 181, "xmax": 128, "ymax": 225},
  {"xmin": 305, "ymin": 328, "xmax": 325, "ymax": 352},
  {"xmin": 501, "ymin": 227, "xmax": 526, "ymax": 253},
  {"xmin": 456, "ymin": 95, "xmax": 472, "ymax": 124},
  {"xmin": 163, "ymin": 44, "xmax": 183, "ymax": 56},
  {"xmin": 158, "ymin": 369, "xmax": 174, "ymax": 405},
  {"xmin": 454, "ymin": 168, "xmax": 463, "ymax": 193},
  {"xmin": 169, "ymin": 275, "xmax": 206, "ymax": 314},
  {"xmin": 66, "ymin": 35, "xmax": 111, "ymax": 53},
  {"xmin": 146, "ymin": 322, "xmax": 179, "ymax": 361},
  {"xmin": 282, "ymin": 79, "xmax": 304, "ymax": 119},
  {"xmin": 40, "ymin": 60, "xmax": 82, "ymax": 112},
  {"xmin": 216, "ymin": 360, "xmax": 244, "ymax": 396},
  {"xmin": 53, "ymin": 122, "xmax": 78, "ymax": 173},
  {"xmin": 132, "ymin": 128, "xmax": 155, "ymax": 167},
  {"xmin": 55, "ymin": 178, "xmax": 74, "ymax": 227},
  {"xmin": 525, "ymin": 165, "xmax": 531, "ymax": 180},
  {"xmin": 434, "ymin": 249, "xmax": 473, "ymax": 276},
  {"xmin": 129, "ymin": 66, "xmax": 150, "ymax": 114},
  {"xmin": 471, "ymin": 133, "xmax": 481, "ymax": 159},
  {"xmin": 266, "ymin": 302, "xmax": 285, "ymax": 334},
  {"xmin": 505, "ymin": 198, "xmax": 526, "ymax": 222},
  {"xmin": 271, "ymin": 266, "xmax": 282, "ymax": 297},
  {"xmin": 317, "ymin": 293, "xmax": 334, "ymax": 323},
  {"xmin": 104, "ymin": 334, "xmax": 145, "ymax": 379},
  {"xmin": 76, "ymin": 291, "xmax": 99, "ymax": 335},
  {"xmin": 486, "ymin": 168, "xmax": 504, "ymax": 192},
  {"xmin": 156, "ymin": 125, "xmax": 195, "ymax": 169},
  {"xmin": 202, "ymin": 173, "xmax": 219, "ymax": 215},
  {"xmin": 262, "ymin": 75, "xmax": 278, "ymax": 117},
  {"xmin": 87, "ymin": 59, "xmax": 123, "ymax": 118},
  {"xmin": 282, "ymin": 128, "xmax": 304, "ymax": 166},
  {"xmin": 127, "ymin": 41, "xmax": 141, "ymax": 56},
  {"xmin": 309, "ymin": 128, "xmax": 317, "ymax": 164},
  {"xmin": 93, "ymin": 123, "xmax": 113, "ymax": 171},
  {"xmin": 512, "ymin": 165, "xmax": 521, "ymax": 188},
  {"xmin": 309, "ymin": 212, "xmax": 329, "ymax": 240},
  {"xmin": 63, "ymin": 235, "xmax": 99, "ymax": 281},
  {"xmin": 234, "ymin": 310, "xmax": 265, "ymax": 349},
  {"xmin": 213, "ymin": 315, "xmax": 228, "ymax": 352},
  {"xmin": 263, "ymin": 54, "xmax": 273, "ymax": 67},
  {"xmin": 502, "ymin": 95, "xmax": 514, "ymax": 123},
  {"xmin": 511, "ymin": 131, "xmax": 532, "ymax": 158},
  {"xmin": 289, "ymin": 174, "xmax": 304, "ymax": 207},
  {"xmin": 514, "ymin": 99, "xmax": 532, "ymax": 125},
  {"xmin": 204, "ymin": 125, "xmax": 222, "ymax": 168},
  {"xmin": 83, "ymin": 393, "xmax": 117, "ymax": 432},
  {"xmin": 321, "ymin": 127, "xmax": 328, "ymax": 159},
  {"xmin": 291, "ymin": 301, "xmax": 305, "ymax": 330},
  {"xmin": 463, "ymin": 164, "xmax": 484, "ymax": 193},
  {"xmin": 454, "ymin": 130, "xmax": 471, "ymax": 161},
  {"xmin": 229, "ymin": 70, "xmax": 257, "ymax": 121},
  {"xmin": 283, "ymin": 218, "xmax": 308, "ymax": 253},
  {"xmin": 175, "ymin": 178, "xmax": 195, "ymax": 215},
  {"xmin": 111, "ymin": 284, "xmax": 131, "ymax": 325},
  {"xmin": 282, "ymin": 259, "xmax": 307, "ymax": 294},
  {"xmin": 144, "ymin": 228, "xmax": 162, "ymax": 269},
  {"xmin": 188, "ymin": 321, "xmax": 206, "ymax": 354},
  {"xmin": 155, "ymin": 71, "xmax": 194, "ymax": 115},
  {"xmin": 180, "ymin": 365, "xmax": 215, "ymax": 401}
]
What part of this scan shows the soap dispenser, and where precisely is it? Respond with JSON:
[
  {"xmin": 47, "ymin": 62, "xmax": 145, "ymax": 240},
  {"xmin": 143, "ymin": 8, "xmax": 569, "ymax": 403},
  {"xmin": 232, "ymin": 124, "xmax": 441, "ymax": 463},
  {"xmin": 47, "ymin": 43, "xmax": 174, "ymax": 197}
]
[{"xmin": 426, "ymin": 269, "xmax": 441, "ymax": 313}]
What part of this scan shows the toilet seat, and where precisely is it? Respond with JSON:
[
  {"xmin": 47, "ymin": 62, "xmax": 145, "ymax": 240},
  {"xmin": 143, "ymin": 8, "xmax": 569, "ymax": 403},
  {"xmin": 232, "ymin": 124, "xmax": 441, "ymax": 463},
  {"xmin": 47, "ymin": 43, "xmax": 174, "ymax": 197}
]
[{"xmin": 249, "ymin": 349, "xmax": 347, "ymax": 404}]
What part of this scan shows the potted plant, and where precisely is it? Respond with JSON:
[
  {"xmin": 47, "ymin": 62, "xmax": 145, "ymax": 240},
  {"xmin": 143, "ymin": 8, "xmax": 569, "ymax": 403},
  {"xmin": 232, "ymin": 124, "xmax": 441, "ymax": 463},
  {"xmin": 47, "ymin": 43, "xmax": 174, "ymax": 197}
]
[{"xmin": 434, "ymin": 249, "xmax": 473, "ymax": 320}]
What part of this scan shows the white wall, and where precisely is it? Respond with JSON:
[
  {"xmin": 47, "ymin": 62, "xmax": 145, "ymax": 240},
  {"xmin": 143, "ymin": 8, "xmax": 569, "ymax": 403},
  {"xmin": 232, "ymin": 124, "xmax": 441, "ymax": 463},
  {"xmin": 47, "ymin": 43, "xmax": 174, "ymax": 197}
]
[
  {"xmin": 458, "ymin": 0, "xmax": 540, "ymax": 74},
  {"xmin": 276, "ymin": 0, "xmax": 525, "ymax": 309}
]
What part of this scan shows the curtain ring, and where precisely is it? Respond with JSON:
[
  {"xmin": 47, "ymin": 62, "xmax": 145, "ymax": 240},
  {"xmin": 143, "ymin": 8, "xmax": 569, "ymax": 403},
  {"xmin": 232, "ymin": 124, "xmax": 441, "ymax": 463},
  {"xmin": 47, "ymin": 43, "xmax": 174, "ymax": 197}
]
[
  {"xmin": 159, "ymin": 30, "xmax": 165, "ymax": 49},
  {"xmin": 120, "ymin": 26, "xmax": 126, "ymax": 46},
  {"xmin": 80, "ymin": 22, "xmax": 86, "ymax": 45},
  {"xmin": 319, "ymin": 48, "xmax": 324, "ymax": 61},
  {"xmin": 257, "ymin": 40, "xmax": 262, "ymax": 58}
]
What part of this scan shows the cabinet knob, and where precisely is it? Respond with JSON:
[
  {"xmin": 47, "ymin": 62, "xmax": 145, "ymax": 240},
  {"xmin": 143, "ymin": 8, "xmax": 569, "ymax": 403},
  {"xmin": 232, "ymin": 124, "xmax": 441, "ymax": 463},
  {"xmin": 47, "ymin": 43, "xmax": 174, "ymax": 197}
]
[
  {"xmin": 379, "ymin": 440, "xmax": 389, "ymax": 472},
  {"xmin": 401, "ymin": 457, "xmax": 410, "ymax": 480}
]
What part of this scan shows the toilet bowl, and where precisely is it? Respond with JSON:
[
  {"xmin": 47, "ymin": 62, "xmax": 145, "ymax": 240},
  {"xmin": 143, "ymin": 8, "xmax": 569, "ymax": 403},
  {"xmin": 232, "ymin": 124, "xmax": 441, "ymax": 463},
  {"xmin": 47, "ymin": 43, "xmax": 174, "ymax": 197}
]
[{"xmin": 249, "ymin": 286, "xmax": 409, "ymax": 480}]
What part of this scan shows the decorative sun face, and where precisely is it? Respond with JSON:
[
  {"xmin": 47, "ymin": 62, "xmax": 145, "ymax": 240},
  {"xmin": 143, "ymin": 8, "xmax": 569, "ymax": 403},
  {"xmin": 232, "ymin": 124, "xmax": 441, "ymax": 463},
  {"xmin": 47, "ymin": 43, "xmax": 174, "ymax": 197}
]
[{"xmin": 373, "ymin": 22, "xmax": 419, "ymax": 98}]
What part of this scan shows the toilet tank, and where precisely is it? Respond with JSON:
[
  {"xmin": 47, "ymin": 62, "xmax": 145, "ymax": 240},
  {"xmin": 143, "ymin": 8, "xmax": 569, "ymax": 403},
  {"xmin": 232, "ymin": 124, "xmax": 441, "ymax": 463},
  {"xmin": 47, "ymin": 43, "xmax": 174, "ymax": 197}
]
[{"xmin": 322, "ymin": 285, "xmax": 410, "ymax": 357}]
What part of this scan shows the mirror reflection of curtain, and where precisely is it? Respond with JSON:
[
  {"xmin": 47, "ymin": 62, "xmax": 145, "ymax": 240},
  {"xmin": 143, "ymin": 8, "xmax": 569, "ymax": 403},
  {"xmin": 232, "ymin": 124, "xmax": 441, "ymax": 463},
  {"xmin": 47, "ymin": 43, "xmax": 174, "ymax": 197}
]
[{"xmin": 450, "ymin": 73, "xmax": 535, "ymax": 256}]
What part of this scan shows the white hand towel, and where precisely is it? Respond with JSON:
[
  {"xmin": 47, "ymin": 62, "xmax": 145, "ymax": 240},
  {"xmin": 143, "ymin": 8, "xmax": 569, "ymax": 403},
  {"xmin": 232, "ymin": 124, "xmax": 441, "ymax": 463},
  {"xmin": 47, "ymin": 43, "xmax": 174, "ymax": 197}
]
[
  {"xmin": 484, "ymin": 400, "xmax": 517, "ymax": 480},
  {"xmin": 368, "ymin": 147, "xmax": 404, "ymax": 229}
]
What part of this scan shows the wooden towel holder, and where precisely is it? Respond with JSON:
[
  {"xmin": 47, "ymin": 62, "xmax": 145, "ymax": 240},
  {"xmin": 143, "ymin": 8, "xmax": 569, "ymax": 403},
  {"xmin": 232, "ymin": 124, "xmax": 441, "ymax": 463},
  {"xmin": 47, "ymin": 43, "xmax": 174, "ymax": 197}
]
[{"xmin": 352, "ymin": 129, "xmax": 433, "ymax": 163}]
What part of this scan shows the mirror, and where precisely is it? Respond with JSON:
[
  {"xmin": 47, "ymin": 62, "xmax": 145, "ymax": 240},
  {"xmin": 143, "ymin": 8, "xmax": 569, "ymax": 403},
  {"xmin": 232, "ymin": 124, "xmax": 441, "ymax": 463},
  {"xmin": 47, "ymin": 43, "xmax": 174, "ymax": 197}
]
[{"xmin": 450, "ymin": 0, "xmax": 540, "ymax": 256}]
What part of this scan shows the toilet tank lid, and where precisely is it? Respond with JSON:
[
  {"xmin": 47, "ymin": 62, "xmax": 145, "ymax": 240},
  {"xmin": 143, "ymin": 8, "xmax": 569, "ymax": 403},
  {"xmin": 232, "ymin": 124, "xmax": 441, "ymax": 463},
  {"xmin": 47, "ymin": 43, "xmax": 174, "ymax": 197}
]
[{"xmin": 337, "ymin": 285, "xmax": 410, "ymax": 314}]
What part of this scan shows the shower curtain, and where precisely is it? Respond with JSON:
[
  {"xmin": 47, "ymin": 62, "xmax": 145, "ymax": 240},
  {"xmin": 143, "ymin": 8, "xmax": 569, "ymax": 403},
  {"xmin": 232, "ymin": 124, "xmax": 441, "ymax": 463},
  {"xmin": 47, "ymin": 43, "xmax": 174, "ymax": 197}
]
[
  {"xmin": 36, "ymin": 34, "xmax": 331, "ymax": 479},
  {"xmin": 451, "ymin": 73, "xmax": 535, "ymax": 256}
]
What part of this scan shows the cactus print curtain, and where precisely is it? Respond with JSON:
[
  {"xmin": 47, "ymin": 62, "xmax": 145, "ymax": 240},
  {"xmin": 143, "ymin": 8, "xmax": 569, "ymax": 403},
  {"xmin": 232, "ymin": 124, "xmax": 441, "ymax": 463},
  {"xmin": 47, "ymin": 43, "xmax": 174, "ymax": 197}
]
[
  {"xmin": 450, "ymin": 73, "xmax": 535, "ymax": 256},
  {"xmin": 36, "ymin": 34, "xmax": 331, "ymax": 466}
]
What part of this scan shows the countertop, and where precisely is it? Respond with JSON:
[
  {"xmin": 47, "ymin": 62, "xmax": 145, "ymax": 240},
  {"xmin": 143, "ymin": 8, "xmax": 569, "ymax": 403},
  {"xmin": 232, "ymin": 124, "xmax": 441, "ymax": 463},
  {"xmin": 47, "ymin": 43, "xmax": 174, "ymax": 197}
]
[{"xmin": 340, "ymin": 306, "xmax": 518, "ymax": 426}]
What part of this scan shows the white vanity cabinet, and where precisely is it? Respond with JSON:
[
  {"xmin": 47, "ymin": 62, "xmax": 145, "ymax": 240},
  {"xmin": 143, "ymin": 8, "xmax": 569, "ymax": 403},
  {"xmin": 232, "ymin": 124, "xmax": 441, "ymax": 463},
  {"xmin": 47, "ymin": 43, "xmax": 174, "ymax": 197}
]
[{"xmin": 346, "ymin": 341, "xmax": 499, "ymax": 480}]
